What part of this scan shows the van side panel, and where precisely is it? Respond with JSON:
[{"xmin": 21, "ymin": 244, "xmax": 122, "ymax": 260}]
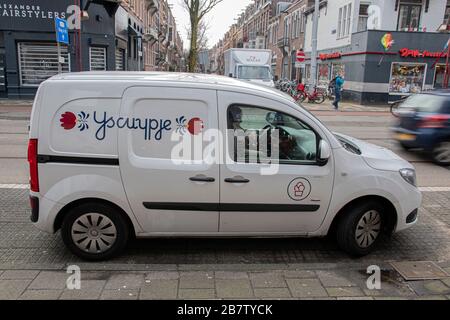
[{"xmin": 34, "ymin": 80, "xmax": 143, "ymax": 234}]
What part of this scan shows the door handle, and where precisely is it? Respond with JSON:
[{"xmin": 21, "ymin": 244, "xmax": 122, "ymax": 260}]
[
  {"xmin": 225, "ymin": 177, "xmax": 250, "ymax": 183},
  {"xmin": 189, "ymin": 176, "xmax": 215, "ymax": 182}
]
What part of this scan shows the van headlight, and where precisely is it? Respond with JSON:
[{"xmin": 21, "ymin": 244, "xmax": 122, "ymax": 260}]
[{"xmin": 399, "ymin": 168, "xmax": 417, "ymax": 187}]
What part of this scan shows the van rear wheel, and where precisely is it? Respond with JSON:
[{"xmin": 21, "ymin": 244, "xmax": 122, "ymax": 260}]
[
  {"xmin": 61, "ymin": 203, "xmax": 129, "ymax": 261},
  {"xmin": 336, "ymin": 201, "xmax": 384, "ymax": 256}
]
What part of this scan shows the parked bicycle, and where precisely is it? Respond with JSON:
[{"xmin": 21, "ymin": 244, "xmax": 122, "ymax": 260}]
[{"xmin": 295, "ymin": 83, "xmax": 326, "ymax": 104}]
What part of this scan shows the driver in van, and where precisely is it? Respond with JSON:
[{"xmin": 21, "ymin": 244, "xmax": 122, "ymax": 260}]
[{"xmin": 228, "ymin": 105, "xmax": 245, "ymax": 131}]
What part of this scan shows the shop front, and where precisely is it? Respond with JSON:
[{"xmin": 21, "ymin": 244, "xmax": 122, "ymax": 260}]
[
  {"xmin": 0, "ymin": 0, "xmax": 118, "ymax": 99},
  {"xmin": 303, "ymin": 30, "xmax": 450, "ymax": 104}
]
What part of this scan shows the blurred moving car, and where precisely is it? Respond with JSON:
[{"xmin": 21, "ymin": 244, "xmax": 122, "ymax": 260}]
[{"xmin": 392, "ymin": 91, "xmax": 450, "ymax": 165}]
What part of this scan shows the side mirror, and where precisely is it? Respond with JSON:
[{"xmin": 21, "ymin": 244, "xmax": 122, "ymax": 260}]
[{"xmin": 319, "ymin": 140, "xmax": 331, "ymax": 161}]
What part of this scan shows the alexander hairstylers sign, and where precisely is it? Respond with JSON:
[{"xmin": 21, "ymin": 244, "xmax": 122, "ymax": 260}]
[{"xmin": 0, "ymin": 1, "xmax": 79, "ymax": 31}]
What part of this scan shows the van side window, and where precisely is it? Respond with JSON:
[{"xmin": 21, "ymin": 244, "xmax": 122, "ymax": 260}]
[{"xmin": 227, "ymin": 105, "xmax": 318, "ymax": 164}]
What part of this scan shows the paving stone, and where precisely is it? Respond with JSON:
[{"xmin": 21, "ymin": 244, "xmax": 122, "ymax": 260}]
[
  {"xmin": 286, "ymin": 279, "xmax": 328, "ymax": 298},
  {"xmin": 374, "ymin": 297, "xmax": 409, "ymax": 300},
  {"xmin": 283, "ymin": 270, "xmax": 316, "ymax": 279},
  {"xmin": 28, "ymin": 271, "xmax": 68, "ymax": 290},
  {"xmin": 337, "ymin": 296, "xmax": 374, "ymax": 300},
  {"xmin": 317, "ymin": 271, "xmax": 356, "ymax": 287},
  {"xmin": 413, "ymin": 296, "xmax": 447, "ymax": 300},
  {"xmin": 104, "ymin": 273, "xmax": 144, "ymax": 290},
  {"xmin": 254, "ymin": 288, "xmax": 291, "ymax": 298},
  {"xmin": 179, "ymin": 271, "xmax": 214, "ymax": 289},
  {"xmin": 145, "ymin": 271, "xmax": 179, "ymax": 280},
  {"xmin": 409, "ymin": 280, "xmax": 450, "ymax": 296},
  {"xmin": 59, "ymin": 280, "xmax": 106, "ymax": 300},
  {"xmin": 178, "ymin": 289, "xmax": 216, "ymax": 299},
  {"xmin": 215, "ymin": 271, "xmax": 249, "ymax": 280},
  {"xmin": 326, "ymin": 287, "xmax": 365, "ymax": 297},
  {"xmin": 216, "ymin": 279, "xmax": 253, "ymax": 299},
  {"xmin": 140, "ymin": 279, "xmax": 178, "ymax": 299},
  {"xmin": 441, "ymin": 278, "xmax": 450, "ymax": 287},
  {"xmin": 0, "ymin": 270, "xmax": 39, "ymax": 280},
  {"xmin": 101, "ymin": 289, "xmax": 139, "ymax": 300},
  {"xmin": 19, "ymin": 290, "xmax": 62, "ymax": 300},
  {"xmin": 250, "ymin": 272, "xmax": 286, "ymax": 288},
  {"xmin": 0, "ymin": 280, "xmax": 31, "ymax": 299}
]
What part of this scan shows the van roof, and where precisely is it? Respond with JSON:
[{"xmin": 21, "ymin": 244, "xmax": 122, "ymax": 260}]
[{"xmin": 49, "ymin": 71, "xmax": 291, "ymax": 101}]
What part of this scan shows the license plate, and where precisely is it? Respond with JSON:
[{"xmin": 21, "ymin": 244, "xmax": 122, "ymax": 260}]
[{"xmin": 396, "ymin": 133, "xmax": 416, "ymax": 141}]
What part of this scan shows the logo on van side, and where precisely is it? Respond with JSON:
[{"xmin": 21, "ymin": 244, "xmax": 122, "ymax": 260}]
[
  {"xmin": 60, "ymin": 112, "xmax": 89, "ymax": 131},
  {"xmin": 59, "ymin": 111, "xmax": 204, "ymax": 141}
]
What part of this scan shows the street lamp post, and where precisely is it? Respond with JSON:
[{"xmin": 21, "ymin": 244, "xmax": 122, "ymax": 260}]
[{"xmin": 309, "ymin": 0, "xmax": 320, "ymax": 93}]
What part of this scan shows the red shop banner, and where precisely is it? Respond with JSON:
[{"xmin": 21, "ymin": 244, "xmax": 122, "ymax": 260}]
[{"xmin": 399, "ymin": 48, "xmax": 448, "ymax": 58}]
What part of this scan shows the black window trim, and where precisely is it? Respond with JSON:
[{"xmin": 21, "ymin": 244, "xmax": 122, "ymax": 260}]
[{"xmin": 226, "ymin": 103, "xmax": 327, "ymax": 167}]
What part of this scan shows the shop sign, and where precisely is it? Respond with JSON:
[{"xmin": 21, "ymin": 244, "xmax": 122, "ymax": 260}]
[
  {"xmin": 399, "ymin": 48, "xmax": 447, "ymax": 59},
  {"xmin": 319, "ymin": 52, "xmax": 342, "ymax": 60},
  {"xmin": 0, "ymin": 1, "xmax": 76, "ymax": 32}
]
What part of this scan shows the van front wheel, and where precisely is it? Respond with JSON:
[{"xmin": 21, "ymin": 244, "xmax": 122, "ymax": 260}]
[
  {"xmin": 336, "ymin": 202, "xmax": 384, "ymax": 256},
  {"xmin": 61, "ymin": 203, "xmax": 129, "ymax": 261}
]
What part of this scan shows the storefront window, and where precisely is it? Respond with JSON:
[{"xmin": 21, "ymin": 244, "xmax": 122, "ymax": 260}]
[
  {"xmin": 18, "ymin": 42, "xmax": 70, "ymax": 87},
  {"xmin": 389, "ymin": 63, "xmax": 426, "ymax": 94},
  {"xmin": 434, "ymin": 64, "xmax": 445, "ymax": 89},
  {"xmin": 318, "ymin": 63, "xmax": 330, "ymax": 87},
  {"xmin": 331, "ymin": 63, "xmax": 345, "ymax": 79}
]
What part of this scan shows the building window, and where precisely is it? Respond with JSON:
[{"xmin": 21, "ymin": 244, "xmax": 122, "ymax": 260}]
[
  {"xmin": 115, "ymin": 48, "xmax": 125, "ymax": 71},
  {"xmin": 389, "ymin": 63, "xmax": 426, "ymax": 94},
  {"xmin": 357, "ymin": 3, "xmax": 369, "ymax": 32},
  {"xmin": 18, "ymin": 42, "xmax": 70, "ymax": 87},
  {"xmin": 318, "ymin": 63, "xmax": 330, "ymax": 87},
  {"xmin": 397, "ymin": 2, "xmax": 422, "ymax": 31},
  {"xmin": 89, "ymin": 47, "xmax": 107, "ymax": 71},
  {"xmin": 434, "ymin": 64, "xmax": 445, "ymax": 89},
  {"xmin": 338, "ymin": 3, "xmax": 352, "ymax": 38},
  {"xmin": 444, "ymin": 1, "xmax": 450, "ymax": 25}
]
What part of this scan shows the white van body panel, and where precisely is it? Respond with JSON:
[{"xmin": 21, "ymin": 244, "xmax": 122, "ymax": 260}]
[
  {"xmin": 29, "ymin": 72, "xmax": 421, "ymax": 240},
  {"xmin": 118, "ymin": 86, "xmax": 220, "ymax": 233}
]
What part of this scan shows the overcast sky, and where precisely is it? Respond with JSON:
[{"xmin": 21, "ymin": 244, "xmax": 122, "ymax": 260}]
[{"xmin": 167, "ymin": 0, "xmax": 253, "ymax": 49}]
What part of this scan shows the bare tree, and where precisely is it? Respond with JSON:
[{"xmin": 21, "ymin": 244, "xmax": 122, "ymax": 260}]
[
  {"xmin": 186, "ymin": 20, "xmax": 210, "ymax": 52},
  {"xmin": 182, "ymin": 0, "xmax": 224, "ymax": 72}
]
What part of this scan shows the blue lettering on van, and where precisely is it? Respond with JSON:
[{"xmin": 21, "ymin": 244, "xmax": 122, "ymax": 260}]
[{"xmin": 93, "ymin": 111, "xmax": 172, "ymax": 141}]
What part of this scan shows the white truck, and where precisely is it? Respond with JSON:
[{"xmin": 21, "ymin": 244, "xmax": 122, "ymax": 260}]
[{"xmin": 224, "ymin": 48, "xmax": 274, "ymax": 88}]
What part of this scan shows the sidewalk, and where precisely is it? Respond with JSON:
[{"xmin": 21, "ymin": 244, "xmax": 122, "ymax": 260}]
[
  {"xmin": 0, "ymin": 263, "xmax": 449, "ymax": 300},
  {"xmin": 302, "ymin": 101, "xmax": 391, "ymax": 113}
]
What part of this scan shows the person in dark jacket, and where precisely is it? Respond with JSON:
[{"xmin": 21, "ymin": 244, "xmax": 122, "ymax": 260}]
[{"xmin": 332, "ymin": 72, "xmax": 345, "ymax": 110}]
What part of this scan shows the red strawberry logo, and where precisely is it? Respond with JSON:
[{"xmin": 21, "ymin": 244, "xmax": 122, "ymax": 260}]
[{"xmin": 60, "ymin": 112, "xmax": 77, "ymax": 130}]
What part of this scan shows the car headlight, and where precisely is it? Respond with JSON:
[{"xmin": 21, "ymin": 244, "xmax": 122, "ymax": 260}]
[{"xmin": 399, "ymin": 168, "xmax": 417, "ymax": 187}]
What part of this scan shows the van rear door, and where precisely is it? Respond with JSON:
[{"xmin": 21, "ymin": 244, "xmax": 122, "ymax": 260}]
[{"xmin": 118, "ymin": 86, "xmax": 219, "ymax": 233}]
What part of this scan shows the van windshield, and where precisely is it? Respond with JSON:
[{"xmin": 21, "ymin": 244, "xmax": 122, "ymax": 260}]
[{"xmin": 238, "ymin": 66, "xmax": 271, "ymax": 80}]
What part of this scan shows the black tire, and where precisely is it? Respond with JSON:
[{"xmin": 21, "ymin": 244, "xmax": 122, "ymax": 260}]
[
  {"xmin": 399, "ymin": 142, "xmax": 413, "ymax": 151},
  {"xmin": 61, "ymin": 202, "xmax": 129, "ymax": 261},
  {"xmin": 314, "ymin": 93, "xmax": 326, "ymax": 104},
  {"xmin": 336, "ymin": 201, "xmax": 385, "ymax": 257},
  {"xmin": 431, "ymin": 141, "xmax": 450, "ymax": 166}
]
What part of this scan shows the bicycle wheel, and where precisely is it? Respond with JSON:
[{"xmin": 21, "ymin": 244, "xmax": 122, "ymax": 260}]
[
  {"xmin": 314, "ymin": 93, "xmax": 326, "ymax": 104},
  {"xmin": 297, "ymin": 92, "xmax": 307, "ymax": 103}
]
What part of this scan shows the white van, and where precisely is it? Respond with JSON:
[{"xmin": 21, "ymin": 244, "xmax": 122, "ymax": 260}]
[{"xmin": 28, "ymin": 72, "xmax": 421, "ymax": 261}]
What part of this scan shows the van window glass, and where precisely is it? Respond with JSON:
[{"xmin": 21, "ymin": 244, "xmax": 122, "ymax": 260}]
[{"xmin": 227, "ymin": 105, "xmax": 318, "ymax": 164}]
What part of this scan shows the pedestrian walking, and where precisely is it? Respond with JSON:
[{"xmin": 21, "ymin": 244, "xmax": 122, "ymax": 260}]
[{"xmin": 332, "ymin": 72, "xmax": 345, "ymax": 110}]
